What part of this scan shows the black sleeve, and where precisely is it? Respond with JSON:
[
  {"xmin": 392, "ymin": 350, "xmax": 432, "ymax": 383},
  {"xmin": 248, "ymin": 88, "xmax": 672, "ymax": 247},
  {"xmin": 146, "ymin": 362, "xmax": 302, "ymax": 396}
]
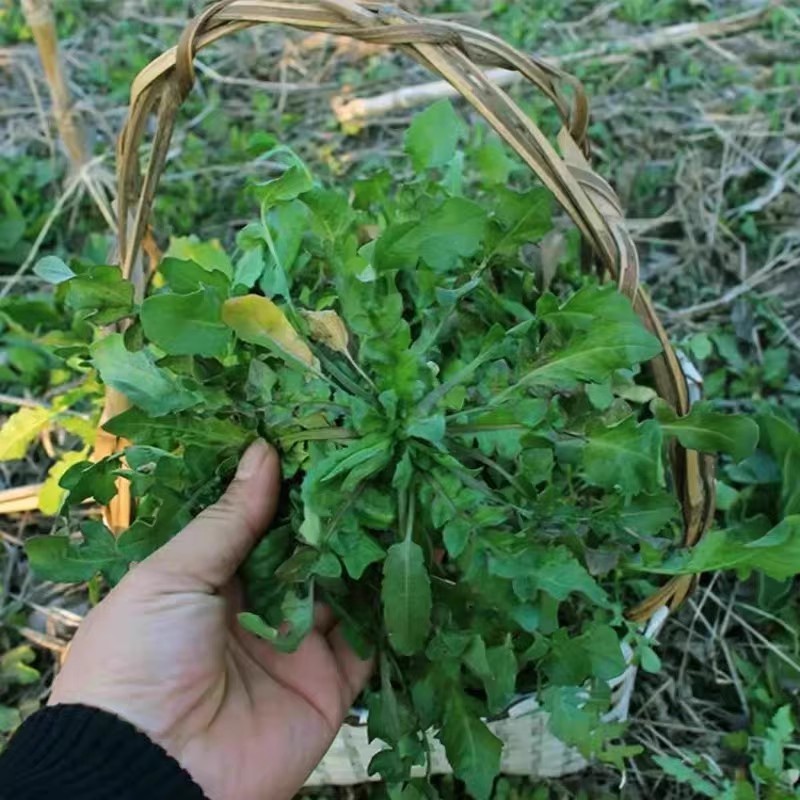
[{"xmin": 0, "ymin": 704, "xmax": 207, "ymax": 800}]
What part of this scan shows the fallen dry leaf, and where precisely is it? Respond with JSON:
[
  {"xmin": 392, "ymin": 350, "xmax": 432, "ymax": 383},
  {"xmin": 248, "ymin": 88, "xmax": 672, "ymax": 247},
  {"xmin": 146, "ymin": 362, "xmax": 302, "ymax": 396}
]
[{"xmin": 302, "ymin": 309, "xmax": 350, "ymax": 355}]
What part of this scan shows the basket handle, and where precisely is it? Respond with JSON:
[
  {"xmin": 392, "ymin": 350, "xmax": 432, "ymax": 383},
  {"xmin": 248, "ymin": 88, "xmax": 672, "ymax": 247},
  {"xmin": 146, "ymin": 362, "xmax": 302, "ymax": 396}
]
[
  {"xmin": 118, "ymin": 0, "xmax": 609, "ymax": 280},
  {"xmin": 115, "ymin": 0, "xmax": 714, "ymax": 620}
]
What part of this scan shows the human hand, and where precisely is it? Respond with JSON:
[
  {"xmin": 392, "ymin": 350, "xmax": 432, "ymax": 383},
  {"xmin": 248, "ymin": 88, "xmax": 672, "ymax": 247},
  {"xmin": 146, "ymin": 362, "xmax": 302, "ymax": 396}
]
[{"xmin": 49, "ymin": 440, "xmax": 373, "ymax": 800}]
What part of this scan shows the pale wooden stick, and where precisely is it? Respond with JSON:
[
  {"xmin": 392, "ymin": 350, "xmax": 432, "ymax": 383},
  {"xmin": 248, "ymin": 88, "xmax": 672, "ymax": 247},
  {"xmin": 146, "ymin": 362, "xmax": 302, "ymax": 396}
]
[
  {"xmin": 0, "ymin": 485, "xmax": 43, "ymax": 515},
  {"xmin": 333, "ymin": 5, "xmax": 772, "ymax": 124}
]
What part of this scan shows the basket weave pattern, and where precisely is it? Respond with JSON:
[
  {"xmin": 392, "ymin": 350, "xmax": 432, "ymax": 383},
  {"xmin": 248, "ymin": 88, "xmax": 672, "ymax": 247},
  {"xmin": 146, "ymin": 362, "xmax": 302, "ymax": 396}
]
[
  {"xmin": 306, "ymin": 703, "xmax": 587, "ymax": 785},
  {"xmin": 111, "ymin": 0, "xmax": 717, "ymax": 782}
]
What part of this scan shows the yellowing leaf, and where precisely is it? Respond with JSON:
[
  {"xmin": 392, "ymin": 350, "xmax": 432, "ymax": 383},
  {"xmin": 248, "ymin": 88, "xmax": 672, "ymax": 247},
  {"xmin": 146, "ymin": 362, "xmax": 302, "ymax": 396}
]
[
  {"xmin": 222, "ymin": 295, "xmax": 316, "ymax": 368},
  {"xmin": 165, "ymin": 235, "xmax": 233, "ymax": 278},
  {"xmin": 38, "ymin": 451, "xmax": 88, "ymax": 515},
  {"xmin": 0, "ymin": 407, "xmax": 51, "ymax": 461},
  {"xmin": 59, "ymin": 415, "xmax": 98, "ymax": 447},
  {"xmin": 302, "ymin": 309, "xmax": 349, "ymax": 354}
]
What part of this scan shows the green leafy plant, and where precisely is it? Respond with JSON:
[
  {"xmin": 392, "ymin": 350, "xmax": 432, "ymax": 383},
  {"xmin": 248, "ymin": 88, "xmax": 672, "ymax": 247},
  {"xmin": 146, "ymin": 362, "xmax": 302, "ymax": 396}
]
[{"xmin": 9, "ymin": 103, "xmax": 790, "ymax": 798}]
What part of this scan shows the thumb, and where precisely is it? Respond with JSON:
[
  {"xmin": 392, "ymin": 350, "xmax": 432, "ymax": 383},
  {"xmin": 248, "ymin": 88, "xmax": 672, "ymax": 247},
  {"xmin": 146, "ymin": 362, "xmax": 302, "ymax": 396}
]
[{"xmin": 143, "ymin": 439, "xmax": 281, "ymax": 590}]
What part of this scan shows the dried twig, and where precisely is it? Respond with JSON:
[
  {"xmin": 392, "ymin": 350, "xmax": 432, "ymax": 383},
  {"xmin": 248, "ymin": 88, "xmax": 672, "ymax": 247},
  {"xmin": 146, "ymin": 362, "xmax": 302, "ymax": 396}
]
[
  {"xmin": 672, "ymin": 233, "xmax": 800, "ymax": 320},
  {"xmin": 0, "ymin": 171, "xmax": 82, "ymax": 299},
  {"xmin": 0, "ymin": 394, "xmax": 48, "ymax": 410}
]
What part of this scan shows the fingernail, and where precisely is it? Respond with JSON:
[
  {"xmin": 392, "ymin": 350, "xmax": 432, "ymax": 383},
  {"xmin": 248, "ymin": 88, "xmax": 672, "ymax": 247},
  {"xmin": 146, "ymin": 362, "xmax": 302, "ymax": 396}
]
[{"xmin": 236, "ymin": 439, "xmax": 270, "ymax": 480}]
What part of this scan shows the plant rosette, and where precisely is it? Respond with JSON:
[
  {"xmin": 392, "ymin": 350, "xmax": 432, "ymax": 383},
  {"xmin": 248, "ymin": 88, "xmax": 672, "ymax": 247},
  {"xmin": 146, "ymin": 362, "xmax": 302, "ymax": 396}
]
[{"xmin": 18, "ymin": 106, "xmax": 784, "ymax": 797}]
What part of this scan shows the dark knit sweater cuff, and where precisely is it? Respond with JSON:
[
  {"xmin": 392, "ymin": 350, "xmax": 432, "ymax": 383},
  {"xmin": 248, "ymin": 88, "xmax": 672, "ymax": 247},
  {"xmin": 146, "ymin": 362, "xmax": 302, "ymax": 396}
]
[{"xmin": 0, "ymin": 704, "xmax": 206, "ymax": 800}]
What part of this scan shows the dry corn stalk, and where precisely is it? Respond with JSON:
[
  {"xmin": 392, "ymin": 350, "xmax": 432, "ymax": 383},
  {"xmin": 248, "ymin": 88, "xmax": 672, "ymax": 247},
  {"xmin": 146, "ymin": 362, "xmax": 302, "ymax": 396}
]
[
  {"xmin": 20, "ymin": 0, "xmax": 88, "ymax": 170},
  {"xmin": 1, "ymin": 0, "xmax": 117, "ymax": 299}
]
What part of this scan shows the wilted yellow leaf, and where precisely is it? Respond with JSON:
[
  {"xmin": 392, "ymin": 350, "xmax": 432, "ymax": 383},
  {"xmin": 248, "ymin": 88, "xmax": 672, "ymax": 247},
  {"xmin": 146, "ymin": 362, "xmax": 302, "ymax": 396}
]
[
  {"xmin": 0, "ymin": 407, "xmax": 51, "ymax": 461},
  {"xmin": 222, "ymin": 295, "xmax": 317, "ymax": 368},
  {"xmin": 302, "ymin": 309, "xmax": 350, "ymax": 354}
]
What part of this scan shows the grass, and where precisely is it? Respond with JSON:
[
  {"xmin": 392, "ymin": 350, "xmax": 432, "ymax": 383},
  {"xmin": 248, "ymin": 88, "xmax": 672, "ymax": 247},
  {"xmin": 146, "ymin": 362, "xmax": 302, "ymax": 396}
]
[{"xmin": 1, "ymin": 0, "xmax": 799, "ymax": 796}]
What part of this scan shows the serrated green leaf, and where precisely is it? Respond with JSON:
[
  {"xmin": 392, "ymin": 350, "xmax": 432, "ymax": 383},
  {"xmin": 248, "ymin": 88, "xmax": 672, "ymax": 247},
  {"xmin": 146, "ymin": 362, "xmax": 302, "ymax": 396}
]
[
  {"xmin": 25, "ymin": 521, "xmax": 127, "ymax": 584},
  {"xmin": 536, "ymin": 549, "xmax": 609, "ymax": 606},
  {"xmin": 320, "ymin": 435, "xmax": 393, "ymax": 488},
  {"xmin": 367, "ymin": 747, "xmax": 415, "ymax": 783},
  {"xmin": 141, "ymin": 287, "xmax": 231, "ymax": 357},
  {"xmin": 260, "ymin": 201, "xmax": 308, "ymax": 298},
  {"xmin": 491, "ymin": 546, "xmax": 608, "ymax": 607},
  {"xmin": 475, "ymin": 137, "xmax": 513, "ymax": 185},
  {"xmin": 438, "ymin": 687, "xmax": 502, "ymax": 800},
  {"xmin": 91, "ymin": 334, "xmax": 203, "ymax": 416},
  {"xmin": 583, "ymin": 417, "xmax": 663, "ymax": 496},
  {"xmin": 542, "ymin": 283, "xmax": 639, "ymax": 329},
  {"xmin": 651, "ymin": 755, "xmax": 718, "ymax": 798},
  {"xmin": 513, "ymin": 320, "xmax": 662, "ymax": 392},
  {"xmin": 382, "ymin": 538, "xmax": 431, "ymax": 655},
  {"xmin": 64, "ymin": 265, "xmax": 134, "ymax": 324},
  {"xmin": 543, "ymin": 630, "xmax": 590, "ymax": 684},
  {"xmin": 443, "ymin": 518, "xmax": 471, "ymax": 559},
  {"xmin": 464, "ymin": 636, "xmax": 517, "ymax": 714},
  {"xmin": 489, "ymin": 187, "xmax": 552, "ymax": 254},
  {"xmin": 582, "ymin": 623, "xmax": 626, "ymax": 681},
  {"xmin": 542, "ymin": 684, "xmax": 606, "ymax": 753},
  {"xmin": 677, "ymin": 516, "xmax": 800, "ymax": 581},
  {"xmin": 0, "ymin": 406, "xmax": 51, "ymax": 461},
  {"xmin": 252, "ymin": 164, "xmax": 313, "ymax": 207},
  {"xmin": 368, "ymin": 655, "xmax": 416, "ymax": 747},
  {"xmin": 330, "ymin": 523, "xmax": 386, "ymax": 579},
  {"xmin": 303, "ymin": 188, "xmax": 354, "ymax": 241},
  {"xmin": 586, "ymin": 382, "xmax": 614, "ymax": 410},
  {"xmin": 405, "ymin": 100, "xmax": 464, "ymax": 171},
  {"xmin": 755, "ymin": 412, "xmax": 800, "ymax": 515},
  {"xmin": 376, "ymin": 198, "xmax": 487, "ymax": 273},
  {"xmin": 314, "ymin": 551, "xmax": 343, "ymax": 579},
  {"xmin": 102, "ymin": 409, "xmax": 248, "ymax": 449},
  {"xmin": 159, "ymin": 257, "xmax": 231, "ymax": 294},
  {"xmin": 653, "ymin": 400, "xmax": 758, "ymax": 462},
  {"xmin": 619, "ymin": 492, "xmax": 680, "ymax": 535},
  {"xmin": 406, "ymin": 414, "xmax": 445, "ymax": 445}
]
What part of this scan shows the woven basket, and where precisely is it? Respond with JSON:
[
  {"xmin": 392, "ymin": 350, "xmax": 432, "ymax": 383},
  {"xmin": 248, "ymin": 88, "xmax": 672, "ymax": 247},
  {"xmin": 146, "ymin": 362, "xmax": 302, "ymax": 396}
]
[{"xmin": 108, "ymin": 0, "xmax": 717, "ymax": 783}]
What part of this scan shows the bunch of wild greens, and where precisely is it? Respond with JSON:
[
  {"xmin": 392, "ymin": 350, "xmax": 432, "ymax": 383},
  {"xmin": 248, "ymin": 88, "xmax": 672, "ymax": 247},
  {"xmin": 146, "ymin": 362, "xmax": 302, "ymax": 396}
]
[{"xmin": 19, "ymin": 102, "xmax": 770, "ymax": 797}]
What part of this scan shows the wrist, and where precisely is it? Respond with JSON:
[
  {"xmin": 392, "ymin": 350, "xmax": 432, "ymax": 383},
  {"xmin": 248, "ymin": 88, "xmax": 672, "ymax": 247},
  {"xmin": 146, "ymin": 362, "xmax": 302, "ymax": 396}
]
[{"xmin": 2, "ymin": 704, "xmax": 206, "ymax": 799}]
